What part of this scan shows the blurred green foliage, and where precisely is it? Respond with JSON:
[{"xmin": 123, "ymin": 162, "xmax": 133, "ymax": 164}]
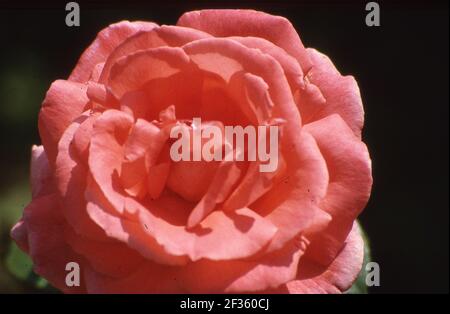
[
  {"xmin": 345, "ymin": 223, "xmax": 372, "ymax": 294},
  {"xmin": 0, "ymin": 176, "xmax": 57, "ymax": 292},
  {"xmin": 0, "ymin": 49, "xmax": 51, "ymax": 293},
  {"xmin": 0, "ymin": 178, "xmax": 31, "ymax": 293}
]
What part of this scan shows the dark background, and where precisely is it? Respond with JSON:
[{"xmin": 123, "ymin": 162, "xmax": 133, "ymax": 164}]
[{"xmin": 0, "ymin": 0, "xmax": 448, "ymax": 293}]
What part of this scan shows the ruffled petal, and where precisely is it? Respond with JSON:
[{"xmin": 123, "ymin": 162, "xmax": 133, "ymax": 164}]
[
  {"xmin": 88, "ymin": 109, "xmax": 134, "ymax": 214},
  {"xmin": 30, "ymin": 145, "xmax": 54, "ymax": 198},
  {"xmin": 182, "ymin": 38, "xmax": 298, "ymax": 127},
  {"xmin": 64, "ymin": 224, "xmax": 144, "ymax": 278},
  {"xmin": 167, "ymin": 159, "xmax": 220, "ymax": 202},
  {"xmin": 119, "ymin": 90, "xmax": 151, "ymax": 120},
  {"xmin": 83, "ymin": 237, "xmax": 304, "ymax": 293},
  {"xmin": 107, "ymin": 47, "xmax": 192, "ymax": 100},
  {"xmin": 228, "ymin": 72, "xmax": 274, "ymax": 125},
  {"xmin": 147, "ymin": 159, "xmax": 171, "ymax": 200},
  {"xmin": 303, "ymin": 114, "xmax": 372, "ymax": 265},
  {"xmin": 12, "ymin": 145, "xmax": 55, "ymax": 253},
  {"xmin": 187, "ymin": 158, "xmax": 243, "ymax": 228},
  {"xmin": 15, "ymin": 194, "xmax": 87, "ymax": 293},
  {"xmin": 254, "ymin": 130, "xmax": 331, "ymax": 252},
  {"xmin": 177, "ymin": 9, "xmax": 312, "ymax": 71},
  {"xmin": 183, "ymin": 37, "xmax": 298, "ymax": 130},
  {"xmin": 85, "ymin": 177, "xmax": 189, "ymax": 266},
  {"xmin": 71, "ymin": 112, "xmax": 100, "ymax": 163},
  {"xmin": 282, "ymin": 222, "xmax": 364, "ymax": 293},
  {"xmin": 38, "ymin": 80, "xmax": 89, "ymax": 166},
  {"xmin": 10, "ymin": 221, "xmax": 29, "ymax": 253},
  {"xmin": 69, "ymin": 21, "xmax": 157, "ymax": 83},
  {"xmin": 83, "ymin": 261, "xmax": 182, "ymax": 293},
  {"xmin": 133, "ymin": 197, "xmax": 278, "ymax": 261},
  {"xmin": 121, "ymin": 119, "xmax": 167, "ymax": 198},
  {"xmin": 300, "ymin": 48, "xmax": 364, "ymax": 138},
  {"xmin": 223, "ymin": 155, "xmax": 286, "ymax": 211},
  {"xmin": 229, "ymin": 36, "xmax": 305, "ymax": 91},
  {"xmin": 99, "ymin": 25, "xmax": 210, "ymax": 83},
  {"xmin": 55, "ymin": 116, "xmax": 110, "ymax": 240},
  {"xmin": 181, "ymin": 239, "xmax": 305, "ymax": 293}
]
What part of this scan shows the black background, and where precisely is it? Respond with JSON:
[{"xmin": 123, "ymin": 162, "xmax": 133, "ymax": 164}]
[{"xmin": 0, "ymin": 0, "xmax": 448, "ymax": 293}]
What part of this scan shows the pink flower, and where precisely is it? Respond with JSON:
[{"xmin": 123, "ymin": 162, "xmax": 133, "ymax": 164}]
[{"xmin": 11, "ymin": 9, "xmax": 372, "ymax": 293}]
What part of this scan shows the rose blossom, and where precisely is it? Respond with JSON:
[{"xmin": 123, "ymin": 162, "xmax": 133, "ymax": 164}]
[{"xmin": 11, "ymin": 9, "xmax": 372, "ymax": 293}]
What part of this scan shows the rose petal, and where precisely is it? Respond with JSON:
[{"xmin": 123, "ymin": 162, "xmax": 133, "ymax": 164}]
[
  {"xmin": 294, "ymin": 79, "xmax": 327, "ymax": 122},
  {"xmin": 181, "ymin": 238, "xmax": 305, "ymax": 293},
  {"xmin": 229, "ymin": 36, "xmax": 305, "ymax": 90},
  {"xmin": 69, "ymin": 21, "xmax": 157, "ymax": 83},
  {"xmin": 119, "ymin": 90, "xmax": 151, "ymax": 120},
  {"xmin": 123, "ymin": 119, "xmax": 165, "ymax": 163},
  {"xmin": 17, "ymin": 194, "xmax": 87, "ymax": 293},
  {"xmin": 88, "ymin": 109, "xmax": 134, "ymax": 214},
  {"xmin": 282, "ymin": 222, "xmax": 364, "ymax": 293},
  {"xmin": 55, "ymin": 116, "xmax": 110, "ymax": 240},
  {"xmin": 10, "ymin": 221, "xmax": 29, "ymax": 253},
  {"xmin": 108, "ymin": 47, "xmax": 192, "ymax": 100},
  {"xmin": 147, "ymin": 160, "xmax": 171, "ymax": 200},
  {"xmin": 182, "ymin": 38, "xmax": 298, "ymax": 128},
  {"xmin": 64, "ymin": 224, "xmax": 144, "ymax": 278},
  {"xmin": 183, "ymin": 37, "xmax": 298, "ymax": 129},
  {"xmin": 121, "ymin": 119, "xmax": 167, "ymax": 198},
  {"xmin": 38, "ymin": 80, "xmax": 89, "ymax": 166},
  {"xmin": 90, "ymin": 62, "xmax": 105, "ymax": 82},
  {"xmin": 187, "ymin": 158, "xmax": 243, "ymax": 228},
  {"xmin": 228, "ymin": 72, "xmax": 274, "ymax": 125},
  {"xmin": 83, "ymin": 262, "xmax": 181, "ymax": 293},
  {"xmin": 30, "ymin": 145, "xmax": 54, "ymax": 198},
  {"xmin": 83, "ymin": 236, "xmax": 304, "ymax": 293},
  {"xmin": 177, "ymin": 9, "xmax": 312, "ymax": 71},
  {"xmin": 85, "ymin": 177, "xmax": 189, "ymax": 266},
  {"xmin": 72, "ymin": 112, "xmax": 99, "ymax": 163},
  {"xmin": 223, "ymin": 155, "xmax": 286, "ymax": 211},
  {"xmin": 303, "ymin": 114, "xmax": 372, "ymax": 265},
  {"xmin": 99, "ymin": 25, "xmax": 210, "ymax": 83},
  {"xmin": 132, "ymin": 197, "xmax": 278, "ymax": 261},
  {"xmin": 301, "ymin": 48, "xmax": 364, "ymax": 138},
  {"xmin": 167, "ymin": 159, "xmax": 219, "ymax": 202},
  {"xmin": 254, "ymin": 130, "xmax": 332, "ymax": 252}
]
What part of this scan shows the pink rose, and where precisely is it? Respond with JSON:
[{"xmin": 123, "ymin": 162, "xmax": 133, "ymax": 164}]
[{"xmin": 11, "ymin": 9, "xmax": 372, "ymax": 293}]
